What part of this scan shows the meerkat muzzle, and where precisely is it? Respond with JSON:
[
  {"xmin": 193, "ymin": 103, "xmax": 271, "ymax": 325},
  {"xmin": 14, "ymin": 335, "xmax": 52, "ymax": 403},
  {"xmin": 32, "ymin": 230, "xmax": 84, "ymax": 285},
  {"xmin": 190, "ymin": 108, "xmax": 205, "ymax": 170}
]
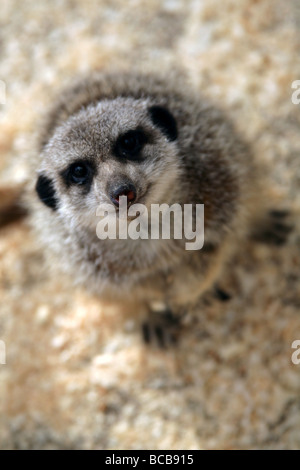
[{"xmin": 109, "ymin": 182, "xmax": 137, "ymax": 207}]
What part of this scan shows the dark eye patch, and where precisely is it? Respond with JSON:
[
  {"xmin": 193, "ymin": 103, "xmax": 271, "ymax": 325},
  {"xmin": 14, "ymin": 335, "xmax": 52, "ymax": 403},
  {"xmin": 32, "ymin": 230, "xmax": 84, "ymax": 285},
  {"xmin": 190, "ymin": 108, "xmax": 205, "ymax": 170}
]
[
  {"xmin": 60, "ymin": 159, "xmax": 96, "ymax": 191},
  {"xmin": 114, "ymin": 128, "xmax": 149, "ymax": 161},
  {"xmin": 35, "ymin": 175, "xmax": 58, "ymax": 211}
]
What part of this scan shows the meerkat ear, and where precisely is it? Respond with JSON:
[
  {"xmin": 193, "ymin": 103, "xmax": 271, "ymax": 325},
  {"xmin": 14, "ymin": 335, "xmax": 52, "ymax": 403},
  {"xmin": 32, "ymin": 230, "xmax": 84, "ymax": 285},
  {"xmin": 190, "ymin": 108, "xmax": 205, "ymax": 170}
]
[
  {"xmin": 148, "ymin": 106, "xmax": 178, "ymax": 141},
  {"xmin": 35, "ymin": 174, "xmax": 58, "ymax": 211}
]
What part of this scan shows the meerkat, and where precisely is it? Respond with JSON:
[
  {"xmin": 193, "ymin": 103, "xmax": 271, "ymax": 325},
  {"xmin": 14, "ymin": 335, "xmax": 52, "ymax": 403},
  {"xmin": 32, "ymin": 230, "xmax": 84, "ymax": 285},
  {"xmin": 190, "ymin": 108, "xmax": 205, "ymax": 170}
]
[{"xmin": 27, "ymin": 70, "xmax": 290, "ymax": 345}]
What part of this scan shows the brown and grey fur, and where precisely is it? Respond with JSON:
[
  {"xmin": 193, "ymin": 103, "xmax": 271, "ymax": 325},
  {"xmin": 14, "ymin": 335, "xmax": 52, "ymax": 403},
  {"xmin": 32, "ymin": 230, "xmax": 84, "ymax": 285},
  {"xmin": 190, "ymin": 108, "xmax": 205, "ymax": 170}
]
[{"xmin": 28, "ymin": 70, "xmax": 260, "ymax": 333}]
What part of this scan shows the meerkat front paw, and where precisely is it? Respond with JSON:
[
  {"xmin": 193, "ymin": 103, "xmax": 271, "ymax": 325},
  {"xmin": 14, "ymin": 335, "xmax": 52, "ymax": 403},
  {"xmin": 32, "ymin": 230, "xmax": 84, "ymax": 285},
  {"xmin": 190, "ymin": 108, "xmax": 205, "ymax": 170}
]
[
  {"xmin": 214, "ymin": 285, "xmax": 232, "ymax": 302},
  {"xmin": 142, "ymin": 306, "xmax": 182, "ymax": 348},
  {"xmin": 0, "ymin": 185, "xmax": 27, "ymax": 228},
  {"xmin": 251, "ymin": 209, "xmax": 293, "ymax": 246}
]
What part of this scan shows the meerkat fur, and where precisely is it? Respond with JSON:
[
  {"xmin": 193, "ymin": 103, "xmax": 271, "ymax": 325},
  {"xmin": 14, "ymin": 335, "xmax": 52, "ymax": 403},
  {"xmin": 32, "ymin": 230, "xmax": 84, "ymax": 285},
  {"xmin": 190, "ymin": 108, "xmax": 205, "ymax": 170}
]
[{"xmin": 27, "ymin": 69, "xmax": 260, "ymax": 328}]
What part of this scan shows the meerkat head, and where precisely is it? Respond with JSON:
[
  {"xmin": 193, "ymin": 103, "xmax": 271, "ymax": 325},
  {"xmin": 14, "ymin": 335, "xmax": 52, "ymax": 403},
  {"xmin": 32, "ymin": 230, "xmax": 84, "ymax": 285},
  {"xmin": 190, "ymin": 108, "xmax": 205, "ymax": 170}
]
[{"xmin": 35, "ymin": 96, "xmax": 181, "ymax": 231}]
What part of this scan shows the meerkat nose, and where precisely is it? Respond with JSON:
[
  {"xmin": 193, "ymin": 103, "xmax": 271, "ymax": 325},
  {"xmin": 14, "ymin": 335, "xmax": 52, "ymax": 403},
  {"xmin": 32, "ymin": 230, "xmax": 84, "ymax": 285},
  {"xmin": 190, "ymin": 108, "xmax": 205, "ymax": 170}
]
[{"xmin": 109, "ymin": 183, "xmax": 137, "ymax": 207}]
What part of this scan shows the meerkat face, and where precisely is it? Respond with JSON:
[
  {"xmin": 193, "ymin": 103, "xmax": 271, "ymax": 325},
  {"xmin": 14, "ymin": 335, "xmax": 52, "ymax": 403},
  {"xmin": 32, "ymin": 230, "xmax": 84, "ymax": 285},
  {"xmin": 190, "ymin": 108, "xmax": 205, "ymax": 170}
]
[{"xmin": 35, "ymin": 97, "xmax": 181, "ymax": 231}]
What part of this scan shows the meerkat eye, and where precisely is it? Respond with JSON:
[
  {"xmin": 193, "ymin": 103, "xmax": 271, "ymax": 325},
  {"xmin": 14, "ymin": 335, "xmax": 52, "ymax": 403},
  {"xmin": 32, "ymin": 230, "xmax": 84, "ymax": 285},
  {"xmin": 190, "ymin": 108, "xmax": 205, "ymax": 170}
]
[
  {"xmin": 70, "ymin": 163, "xmax": 89, "ymax": 184},
  {"xmin": 115, "ymin": 129, "xmax": 148, "ymax": 159},
  {"xmin": 121, "ymin": 133, "xmax": 140, "ymax": 153},
  {"xmin": 61, "ymin": 160, "xmax": 95, "ymax": 187}
]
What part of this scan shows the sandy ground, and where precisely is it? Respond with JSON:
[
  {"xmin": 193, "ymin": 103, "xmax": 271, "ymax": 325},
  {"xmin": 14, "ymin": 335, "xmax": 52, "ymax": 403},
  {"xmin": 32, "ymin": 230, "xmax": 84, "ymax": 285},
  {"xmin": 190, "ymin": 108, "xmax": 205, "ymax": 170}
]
[{"xmin": 0, "ymin": 0, "xmax": 300, "ymax": 449}]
